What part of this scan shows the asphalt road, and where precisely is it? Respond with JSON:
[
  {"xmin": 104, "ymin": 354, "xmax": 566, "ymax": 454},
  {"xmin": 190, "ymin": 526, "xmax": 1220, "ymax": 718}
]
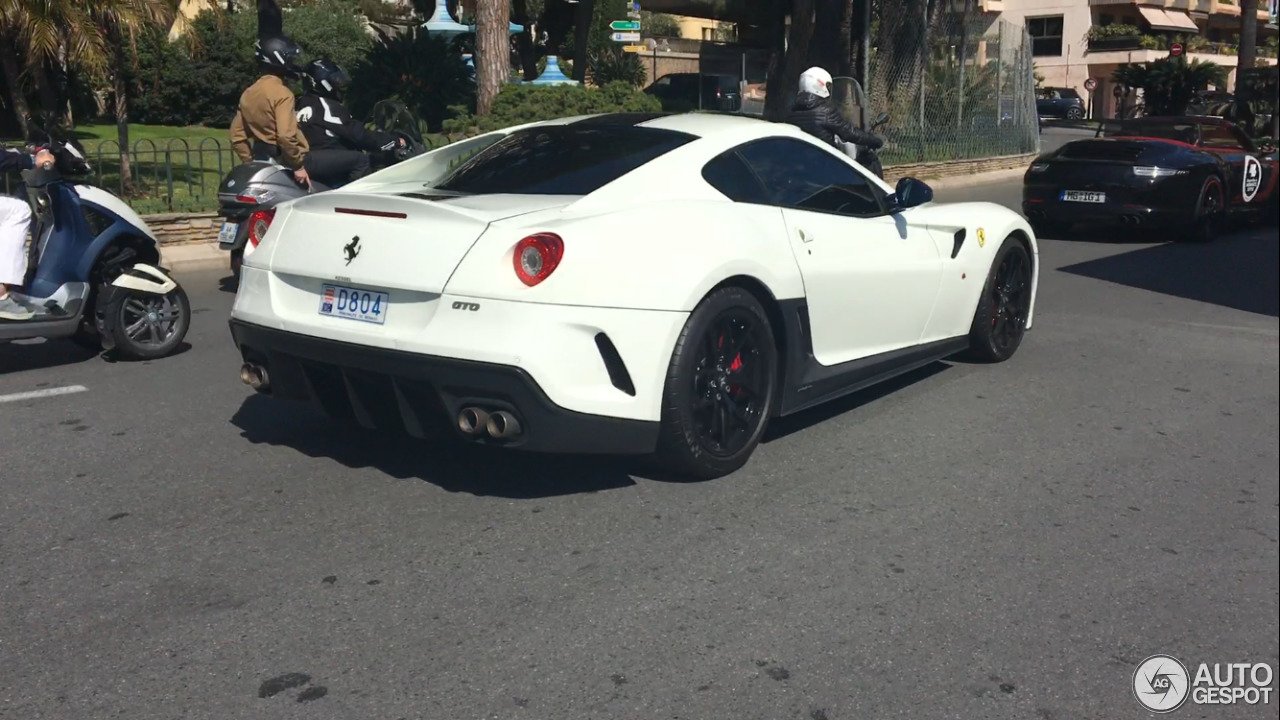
[{"xmin": 2, "ymin": 180, "xmax": 1277, "ymax": 720}]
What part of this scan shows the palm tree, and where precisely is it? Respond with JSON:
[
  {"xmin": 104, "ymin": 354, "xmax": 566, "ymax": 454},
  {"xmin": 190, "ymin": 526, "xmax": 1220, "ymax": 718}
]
[
  {"xmin": 1112, "ymin": 57, "xmax": 1227, "ymax": 116},
  {"xmin": 0, "ymin": 0, "xmax": 176, "ymax": 189}
]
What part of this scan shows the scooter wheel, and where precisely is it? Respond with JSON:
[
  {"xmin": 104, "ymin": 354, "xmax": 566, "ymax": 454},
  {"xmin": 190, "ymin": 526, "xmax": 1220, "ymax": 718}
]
[
  {"xmin": 101, "ymin": 283, "xmax": 191, "ymax": 360},
  {"xmin": 230, "ymin": 248, "xmax": 243, "ymax": 280}
]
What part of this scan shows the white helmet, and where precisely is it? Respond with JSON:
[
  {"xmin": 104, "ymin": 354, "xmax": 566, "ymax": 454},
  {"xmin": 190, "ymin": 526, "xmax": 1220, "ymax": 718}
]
[{"xmin": 799, "ymin": 67, "xmax": 833, "ymax": 98}]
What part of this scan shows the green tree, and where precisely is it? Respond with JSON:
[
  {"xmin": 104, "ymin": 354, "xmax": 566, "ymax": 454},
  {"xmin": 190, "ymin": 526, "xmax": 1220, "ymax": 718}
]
[{"xmin": 1113, "ymin": 57, "xmax": 1228, "ymax": 116}]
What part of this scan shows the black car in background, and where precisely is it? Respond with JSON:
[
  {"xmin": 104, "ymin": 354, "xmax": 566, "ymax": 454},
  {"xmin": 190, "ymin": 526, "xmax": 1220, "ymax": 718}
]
[
  {"xmin": 1023, "ymin": 116, "xmax": 1279, "ymax": 242},
  {"xmin": 1036, "ymin": 87, "xmax": 1085, "ymax": 120},
  {"xmin": 644, "ymin": 73, "xmax": 742, "ymax": 112}
]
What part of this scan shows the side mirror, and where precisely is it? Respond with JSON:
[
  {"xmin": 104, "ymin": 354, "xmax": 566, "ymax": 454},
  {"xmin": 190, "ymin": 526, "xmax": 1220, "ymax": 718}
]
[
  {"xmin": 892, "ymin": 177, "xmax": 933, "ymax": 211},
  {"xmin": 873, "ymin": 111, "xmax": 889, "ymax": 128}
]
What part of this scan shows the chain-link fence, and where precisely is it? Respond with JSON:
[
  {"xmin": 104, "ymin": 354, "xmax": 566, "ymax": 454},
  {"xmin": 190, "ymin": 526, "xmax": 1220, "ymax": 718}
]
[{"xmin": 866, "ymin": 9, "xmax": 1040, "ymax": 165}]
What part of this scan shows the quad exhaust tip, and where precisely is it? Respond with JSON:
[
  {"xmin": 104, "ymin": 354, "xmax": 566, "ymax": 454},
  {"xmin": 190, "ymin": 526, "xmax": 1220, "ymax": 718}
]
[
  {"xmin": 458, "ymin": 407, "xmax": 489, "ymax": 434},
  {"xmin": 458, "ymin": 407, "xmax": 523, "ymax": 439},
  {"xmin": 240, "ymin": 362, "xmax": 269, "ymax": 392},
  {"xmin": 486, "ymin": 411, "xmax": 521, "ymax": 439}
]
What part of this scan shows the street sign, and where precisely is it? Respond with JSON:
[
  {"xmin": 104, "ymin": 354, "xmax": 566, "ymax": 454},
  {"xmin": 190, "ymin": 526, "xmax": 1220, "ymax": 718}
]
[
  {"xmin": 1084, "ymin": 77, "xmax": 1097, "ymax": 91},
  {"xmin": 610, "ymin": 20, "xmax": 640, "ymax": 30},
  {"xmin": 611, "ymin": 32, "xmax": 641, "ymax": 42},
  {"xmin": 627, "ymin": 10, "xmax": 641, "ymax": 18},
  {"xmin": 1170, "ymin": 42, "xmax": 1183, "ymax": 57},
  {"xmin": 621, "ymin": 45, "xmax": 648, "ymax": 53}
]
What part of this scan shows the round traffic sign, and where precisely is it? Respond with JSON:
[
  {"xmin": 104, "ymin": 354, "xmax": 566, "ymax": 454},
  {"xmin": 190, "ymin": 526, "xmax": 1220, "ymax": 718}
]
[
  {"xmin": 1084, "ymin": 77, "xmax": 1098, "ymax": 91},
  {"xmin": 1170, "ymin": 42, "xmax": 1183, "ymax": 56}
]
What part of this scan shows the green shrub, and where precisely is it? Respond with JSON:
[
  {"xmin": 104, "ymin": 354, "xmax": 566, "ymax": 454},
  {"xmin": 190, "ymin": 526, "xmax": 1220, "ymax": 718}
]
[
  {"xmin": 127, "ymin": 0, "xmax": 373, "ymax": 128},
  {"xmin": 588, "ymin": 47, "xmax": 648, "ymax": 88},
  {"xmin": 441, "ymin": 81, "xmax": 662, "ymax": 135},
  {"xmin": 346, "ymin": 27, "xmax": 475, "ymax": 133}
]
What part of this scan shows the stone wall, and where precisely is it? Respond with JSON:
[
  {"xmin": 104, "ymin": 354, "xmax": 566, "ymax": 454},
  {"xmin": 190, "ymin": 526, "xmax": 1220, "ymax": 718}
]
[
  {"xmin": 143, "ymin": 212, "xmax": 220, "ymax": 246},
  {"xmin": 884, "ymin": 153, "xmax": 1036, "ymax": 184}
]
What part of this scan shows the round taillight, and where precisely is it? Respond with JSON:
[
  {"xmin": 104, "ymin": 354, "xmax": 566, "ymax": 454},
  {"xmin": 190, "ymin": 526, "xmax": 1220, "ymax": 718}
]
[
  {"xmin": 248, "ymin": 209, "xmax": 275, "ymax": 247},
  {"xmin": 513, "ymin": 233, "xmax": 563, "ymax": 287}
]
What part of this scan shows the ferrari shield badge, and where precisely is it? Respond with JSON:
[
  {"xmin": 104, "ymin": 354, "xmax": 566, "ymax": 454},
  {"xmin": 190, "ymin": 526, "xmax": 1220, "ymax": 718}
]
[
  {"xmin": 977, "ymin": 228, "xmax": 986, "ymax": 247},
  {"xmin": 1243, "ymin": 156, "xmax": 1262, "ymax": 203}
]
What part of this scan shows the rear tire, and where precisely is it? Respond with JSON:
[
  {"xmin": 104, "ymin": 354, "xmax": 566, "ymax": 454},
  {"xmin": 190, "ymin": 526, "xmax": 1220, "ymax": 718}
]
[
  {"xmin": 654, "ymin": 287, "xmax": 778, "ymax": 480},
  {"xmin": 1066, "ymin": 107, "xmax": 1084, "ymax": 120},
  {"xmin": 961, "ymin": 235, "xmax": 1033, "ymax": 363},
  {"xmin": 1182, "ymin": 176, "xmax": 1224, "ymax": 242},
  {"xmin": 230, "ymin": 248, "xmax": 244, "ymax": 280}
]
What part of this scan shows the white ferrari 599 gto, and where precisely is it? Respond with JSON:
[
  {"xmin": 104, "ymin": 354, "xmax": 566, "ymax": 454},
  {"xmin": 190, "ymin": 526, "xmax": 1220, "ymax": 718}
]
[{"xmin": 230, "ymin": 111, "xmax": 1039, "ymax": 479}]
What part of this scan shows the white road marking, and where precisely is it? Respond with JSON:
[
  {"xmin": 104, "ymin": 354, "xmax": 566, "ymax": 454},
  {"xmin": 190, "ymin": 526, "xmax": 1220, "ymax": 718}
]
[{"xmin": 0, "ymin": 385, "xmax": 89, "ymax": 404}]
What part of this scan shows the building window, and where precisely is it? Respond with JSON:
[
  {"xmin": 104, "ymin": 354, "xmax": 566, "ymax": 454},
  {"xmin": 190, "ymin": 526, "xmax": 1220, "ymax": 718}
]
[
  {"xmin": 1027, "ymin": 15, "xmax": 1064, "ymax": 57},
  {"xmin": 1099, "ymin": 13, "xmax": 1114, "ymax": 26}
]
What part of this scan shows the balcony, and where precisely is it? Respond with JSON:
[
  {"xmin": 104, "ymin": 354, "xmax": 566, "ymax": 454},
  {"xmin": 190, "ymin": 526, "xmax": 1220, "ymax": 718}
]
[
  {"xmin": 1088, "ymin": 0, "xmax": 1272, "ymax": 22},
  {"xmin": 1086, "ymin": 23, "xmax": 1279, "ymax": 57}
]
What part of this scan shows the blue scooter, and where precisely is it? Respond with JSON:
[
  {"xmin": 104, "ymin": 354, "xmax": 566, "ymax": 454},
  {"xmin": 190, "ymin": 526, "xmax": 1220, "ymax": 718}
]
[{"xmin": 0, "ymin": 134, "xmax": 191, "ymax": 360}]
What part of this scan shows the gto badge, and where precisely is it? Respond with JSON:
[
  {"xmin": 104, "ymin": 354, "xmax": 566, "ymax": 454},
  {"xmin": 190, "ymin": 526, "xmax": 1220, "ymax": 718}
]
[
  {"xmin": 1242, "ymin": 155, "xmax": 1262, "ymax": 203},
  {"xmin": 452, "ymin": 301, "xmax": 480, "ymax": 311},
  {"xmin": 977, "ymin": 228, "xmax": 986, "ymax": 247},
  {"xmin": 343, "ymin": 235, "xmax": 361, "ymax": 265}
]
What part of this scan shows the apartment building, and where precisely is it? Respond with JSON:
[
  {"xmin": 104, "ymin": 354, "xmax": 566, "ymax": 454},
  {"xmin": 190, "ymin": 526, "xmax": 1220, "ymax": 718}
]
[{"xmin": 994, "ymin": 0, "xmax": 1277, "ymax": 117}]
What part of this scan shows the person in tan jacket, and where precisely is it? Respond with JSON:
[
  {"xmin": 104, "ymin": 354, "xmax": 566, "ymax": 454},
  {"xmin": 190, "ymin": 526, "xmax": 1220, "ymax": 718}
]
[{"xmin": 229, "ymin": 35, "xmax": 312, "ymax": 187}]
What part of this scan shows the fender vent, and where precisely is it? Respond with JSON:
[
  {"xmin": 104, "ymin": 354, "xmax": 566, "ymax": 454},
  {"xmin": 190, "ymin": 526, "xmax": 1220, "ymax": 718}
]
[
  {"xmin": 951, "ymin": 229, "xmax": 966, "ymax": 259},
  {"xmin": 594, "ymin": 333, "xmax": 636, "ymax": 397}
]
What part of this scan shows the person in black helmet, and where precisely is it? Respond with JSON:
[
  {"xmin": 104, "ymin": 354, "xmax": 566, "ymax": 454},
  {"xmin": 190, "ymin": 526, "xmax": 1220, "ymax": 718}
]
[
  {"xmin": 229, "ymin": 35, "xmax": 312, "ymax": 187},
  {"xmin": 294, "ymin": 59, "xmax": 405, "ymax": 187}
]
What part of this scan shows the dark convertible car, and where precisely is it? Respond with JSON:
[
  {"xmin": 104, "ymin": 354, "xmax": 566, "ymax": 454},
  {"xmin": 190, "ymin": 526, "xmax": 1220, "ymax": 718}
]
[{"xmin": 1023, "ymin": 116, "xmax": 1278, "ymax": 241}]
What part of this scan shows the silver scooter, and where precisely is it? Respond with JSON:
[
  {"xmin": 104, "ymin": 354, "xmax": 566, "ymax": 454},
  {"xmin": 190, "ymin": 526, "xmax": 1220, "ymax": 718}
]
[{"xmin": 215, "ymin": 100, "xmax": 426, "ymax": 279}]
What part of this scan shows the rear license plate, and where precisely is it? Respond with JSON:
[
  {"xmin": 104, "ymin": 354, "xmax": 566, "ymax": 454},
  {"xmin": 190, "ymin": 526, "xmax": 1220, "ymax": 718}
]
[
  {"xmin": 1061, "ymin": 190, "xmax": 1105, "ymax": 203},
  {"xmin": 318, "ymin": 284, "xmax": 389, "ymax": 325},
  {"xmin": 218, "ymin": 221, "xmax": 238, "ymax": 245}
]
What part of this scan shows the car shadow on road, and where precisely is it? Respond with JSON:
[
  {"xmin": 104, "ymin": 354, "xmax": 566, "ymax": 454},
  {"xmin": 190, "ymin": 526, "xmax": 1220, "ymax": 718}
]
[
  {"xmin": 762, "ymin": 362, "xmax": 952, "ymax": 443},
  {"xmin": 230, "ymin": 394, "xmax": 641, "ymax": 499},
  {"xmin": 1057, "ymin": 227, "xmax": 1279, "ymax": 317}
]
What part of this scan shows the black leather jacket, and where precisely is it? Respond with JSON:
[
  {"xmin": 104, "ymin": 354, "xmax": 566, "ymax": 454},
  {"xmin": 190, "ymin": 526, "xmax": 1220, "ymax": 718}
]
[{"xmin": 786, "ymin": 92, "xmax": 883, "ymax": 149}]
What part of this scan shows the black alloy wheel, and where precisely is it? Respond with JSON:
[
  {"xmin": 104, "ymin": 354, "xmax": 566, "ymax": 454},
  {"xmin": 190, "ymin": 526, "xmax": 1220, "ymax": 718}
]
[
  {"xmin": 962, "ymin": 236, "xmax": 1033, "ymax": 363},
  {"xmin": 655, "ymin": 287, "xmax": 778, "ymax": 480}
]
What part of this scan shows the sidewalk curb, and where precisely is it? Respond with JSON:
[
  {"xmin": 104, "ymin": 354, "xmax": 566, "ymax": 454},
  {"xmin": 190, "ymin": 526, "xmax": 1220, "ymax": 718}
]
[
  {"xmin": 159, "ymin": 243, "xmax": 228, "ymax": 275},
  {"xmin": 914, "ymin": 166, "xmax": 1029, "ymax": 190}
]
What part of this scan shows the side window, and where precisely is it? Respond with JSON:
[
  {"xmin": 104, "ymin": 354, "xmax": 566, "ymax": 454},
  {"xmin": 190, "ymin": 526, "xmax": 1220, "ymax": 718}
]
[
  {"xmin": 737, "ymin": 138, "xmax": 885, "ymax": 217},
  {"xmin": 701, "ymin": 150, "xmax": 770, "ymax": 204},
  {"xmin": 1199, "ymin": 123, "xmax": 1244, "ymax": 150}
]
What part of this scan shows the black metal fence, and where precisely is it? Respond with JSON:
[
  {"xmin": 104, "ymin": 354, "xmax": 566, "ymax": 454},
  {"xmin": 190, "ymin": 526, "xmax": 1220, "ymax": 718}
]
[{"xmin": 3, "ymin": 136, "xmax": 236, "ymax": 214}]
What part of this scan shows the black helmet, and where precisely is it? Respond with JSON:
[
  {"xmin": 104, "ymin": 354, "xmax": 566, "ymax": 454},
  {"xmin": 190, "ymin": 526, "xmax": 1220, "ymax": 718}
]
[
  {"xmin": 256, "ymin": 35, "xmax": 303, "ymax": 74},
  {"xmin": 303, "ymin": 59, "xmax": 351, "ymax": 98}
]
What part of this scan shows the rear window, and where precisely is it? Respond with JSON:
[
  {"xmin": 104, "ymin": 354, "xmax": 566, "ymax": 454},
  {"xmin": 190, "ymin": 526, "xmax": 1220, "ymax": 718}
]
[{"xmin": 431, "ymin": 125, "xmax": 697, "ymax": 195}]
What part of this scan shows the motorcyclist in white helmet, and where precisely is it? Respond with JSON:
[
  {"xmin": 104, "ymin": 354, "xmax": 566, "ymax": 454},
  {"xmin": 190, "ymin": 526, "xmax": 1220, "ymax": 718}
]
[{"xmin": 786, "ymin": 67, "xmax": 884, "ymax": 151}]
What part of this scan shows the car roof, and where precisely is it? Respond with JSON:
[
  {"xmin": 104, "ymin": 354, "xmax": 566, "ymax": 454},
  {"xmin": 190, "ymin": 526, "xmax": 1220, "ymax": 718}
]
[{"xmin": 519, "ymin": 111, "xmax": 794, "ymax": 139}]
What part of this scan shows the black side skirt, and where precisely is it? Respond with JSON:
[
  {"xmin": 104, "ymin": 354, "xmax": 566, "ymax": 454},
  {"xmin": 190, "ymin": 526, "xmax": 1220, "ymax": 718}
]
[{"xmin": 776, "ymin": 299, "xmax": 969, "ymax": 417}]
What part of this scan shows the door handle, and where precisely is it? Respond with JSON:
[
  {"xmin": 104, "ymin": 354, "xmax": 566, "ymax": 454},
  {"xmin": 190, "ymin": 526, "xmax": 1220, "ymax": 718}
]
[{"xmin": 799, "ymin": 228, "xmax": 814, "ymax": 243}]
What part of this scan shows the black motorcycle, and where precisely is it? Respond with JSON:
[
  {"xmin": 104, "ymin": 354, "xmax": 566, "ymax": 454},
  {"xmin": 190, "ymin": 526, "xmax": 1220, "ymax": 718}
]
[{"xmin": 215, "ymin": 100, "xmax": 428, "ymax": 279}]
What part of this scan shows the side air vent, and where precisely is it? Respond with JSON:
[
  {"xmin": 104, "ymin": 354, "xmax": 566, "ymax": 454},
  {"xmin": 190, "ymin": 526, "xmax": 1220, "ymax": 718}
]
[
  {"xmin": 951, "ymin": 228, "xmax": 966, "ymax": 258},
  {"xmin": 594, "ymin": 333, "xmax": 636, "ymax": 396},
  {"xmin": 797, "ymin": 306, "xmax": 814, "ymax": 358}
]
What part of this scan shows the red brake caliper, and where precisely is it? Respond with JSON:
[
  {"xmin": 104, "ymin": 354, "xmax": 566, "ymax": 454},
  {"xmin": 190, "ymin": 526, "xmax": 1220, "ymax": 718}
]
[{"xmin": 718, "ymin": 333, "xmax": 744, "ymax": 394}]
